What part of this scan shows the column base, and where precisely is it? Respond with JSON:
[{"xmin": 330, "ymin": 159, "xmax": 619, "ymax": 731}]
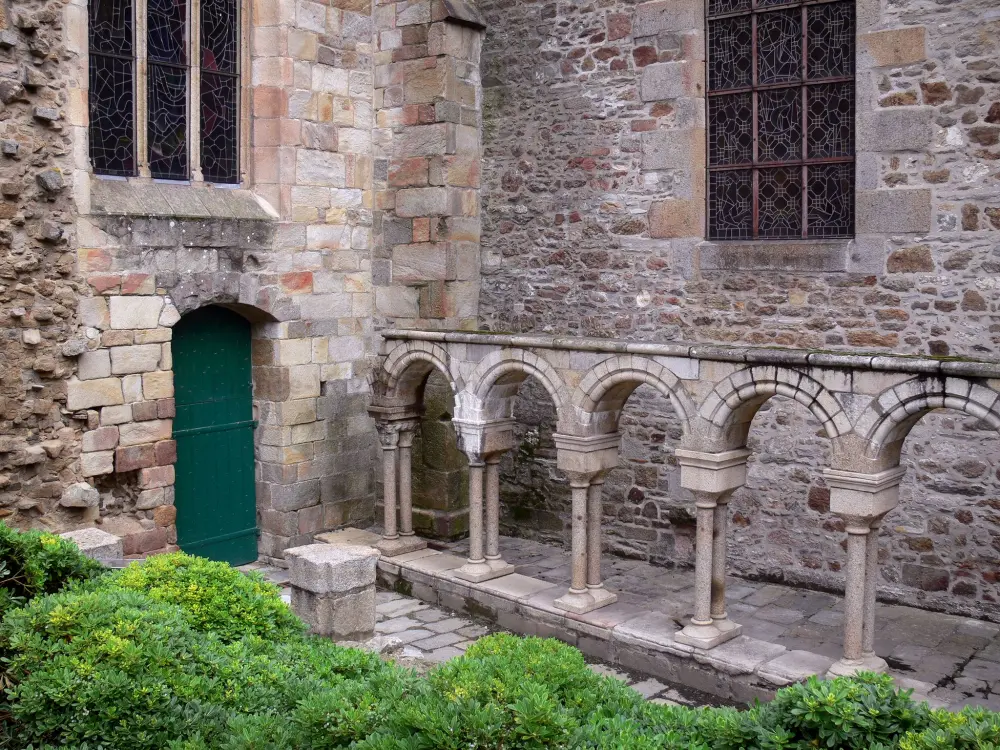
[
  {"xmin": 553, "ymin": 586, "xmax": 618, "ymax": 614},
  {"xmin": 453, "ymin": 559, "xmax": 514, "ymax": 583},
  {"xmin": 675, "ymin": 619, "xmax": 742, "ymax": 649},
  {"xmin": 828, "ymin": 654, "xmax": 888, "ymax": 677},
  {"xmin": 375, "ymin": 535, "xmax": 428, "ymax": 558}
]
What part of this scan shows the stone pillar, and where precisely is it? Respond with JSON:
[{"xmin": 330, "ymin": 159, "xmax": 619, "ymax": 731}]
[
  {"xmin": 374, "ymin": 420, "xmax": 427, "ymax": 558},
  {"xmin": 553, "ymin": 433, "xmax": 621, "ymax": 615},
  {"xmin": 285, "ymin": 543, "xmax": 379, "ymax": 640},
  {"xmin": 824, "ymin": 466, "xmax": 904, "ymax": 676},
  {"xmin": 674, "ymin": 448, "xmax": 749, "ymax": 649},
  {"xmin": 484, "ymin": 453, "xmax": 516, "ymax": 577},
  {"xmin": 454, "ymin": 456, "xmax": 500, "ymax": 582}
]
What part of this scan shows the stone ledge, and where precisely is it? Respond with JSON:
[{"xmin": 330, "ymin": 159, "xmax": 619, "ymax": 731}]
[
  {"xmin": 89, "ymin": 178, "xmax": 277, "ymax": 222},
  {"xmin": 697, "ymin": 239, "xmax": 851, "ymax": 273},
  {"xmin": 381, "ymin": 330, "xmax": 1000, "ymax": 378}
]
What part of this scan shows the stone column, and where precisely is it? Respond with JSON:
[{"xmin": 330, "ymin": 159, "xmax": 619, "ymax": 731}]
[
  {"xmin": 552, "ymin": 434, "xmax": 621, "ymax": 615},
  {"xmin": 375, "ymin": 421, "xmax": 427, "ymax": 558},
  {"xmin": 824, "ymin": 467, "xmax": 904, "ymax": 677},
  {"xmin": 587, "ymin": 477, "xmax": 606, "ymax": 591},
  {"xmin": 675, "ymin": 448, "xmax": 749, "ymax": 649},
  {"xmin": 484, "ymin": 453, "xmax": 516, "ymax": 577},
  {"xmin": 861, "ymin": 517, "xmax": 887, "ymax": 672},
  {"xmin": 454, "ymin": 456, "xmax": 504, "ymax": 582}
]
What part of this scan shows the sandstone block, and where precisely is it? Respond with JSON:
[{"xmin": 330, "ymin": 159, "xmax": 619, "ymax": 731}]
[
  {"xmin": 297, "ymin": 150, "xmax": 346, "ymax": 187},
  {"xmin": 100, "ymin": 404, "xmax": 133, "ymax": 426},
  {"xmin": 392, "ymin": 123, "xmax": 450, "ymax": 158},
  {"xmin": 155, "ymin": 440, "xmax": 177, "ymax": 466},
  {"xmin": 291, "ymin": 587, "xmax": 376, "ymax": 639},
  {"xmin": 139, "ymin": 465, "xmax": 175, "ymax": 489},
  {"xmin": 395, "ymin": 187, "xmax": 449, "ymax": 217},
  {"xmin": 856, "ymin": 189, "xmax": 932, "ymax": 234},
  {"xmin": 285, "ymin": 543, "xmax": 379, "ymax": 594},
  {"xmin": 59, "ymin": 528, "xmax": 123, "ymax": 560},
  {"xmin": 859, "ymin": 107, "xmax": 933, "ymax": 152},
  {"xmin": 116, "ymin": 444, "xmax": 156, "ymax": 472},
  {"xmin": 393, "ymin": 242, "xmax": 454, "ymax": 282},
  {"xmin": 82, "ymin": 426, "xmax": 119, "ymax": 452},
  {"xmin": 270, "ymin": 479, "xmax": 322, "ymax": 512},
  {"xmin": 640, "ymin": 62, "xmax": 702, "ymax": 101},
  {"xmin": 143, "ymin": 371, "xmax": 174, "ymax": 399},
  {"xmin": 79, "ymin": 297, "xmax": 110, "ymax": 328},
  {"xmin": 887, "ymin": 244, "xmax": 934, "ymax": 273},
  {"xmin": 123, "ymin": 527, "xmax": 168, "ymax": 555},
  {"xmin": 110, "ymin": 344, "xmax": 162, "ymax": 375},
  {"xmin": 634, "ymin": 0, "xmax": 702, "ymax": 36},
  {"xmin": 78, "ymin": 350, "xmax": 112, "ymax": 380},
  {"xmin": 136, "ymin": 487, "xmax": 166, "ymax": 510},
  {"xmin": 288, "ymin": 365, "xmax": 321, "ymax": 399},
  {"xmin": 81, "ymin": 450, "xmax": 114, "ymax": 477},
  {"xmin": 60, "ymin": 482, "xmax": 100, "ymax": 508},
  {"xmin": 648, "ymin": 199, "xmax": 703, "ymax": 238},
  {"xmin": 119, "ymin": 419, "xmax": 173, "ymax": 447},
  {"xmin": 109, "ymin": 296, "xmax": 165, "ymax": 330},
  {"xmin": 153, "ymin": 504, "xmax": 177, "ymax": 527},
  {"xmin": 641, "ymin": 129, "xmax": 701, "ymax": 171},
  {"xmin": 861, "ymin": 26, "xmax": 926, "ymax": 67},
  {"xmin": 67, "ymin": 377, "xmax": 124, "ymax": 410}
]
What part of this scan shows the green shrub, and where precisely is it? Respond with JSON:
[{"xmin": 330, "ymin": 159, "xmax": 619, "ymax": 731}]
[
  {"xmin": 0, "ymin": 521, "xmax": 103, "ymax": 615},
  {"xmin": 897, "ymin": 706, "xmax": 1000, "ymax": 749},
  {"xmin": 97, "ymin": 552, "xmax": 305, "ymax": 643},
  {"xmin": 0, "ymin": 586, "xmax": 409, "ymax": 750}
]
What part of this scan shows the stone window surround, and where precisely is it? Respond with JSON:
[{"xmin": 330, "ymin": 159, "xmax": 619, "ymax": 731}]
[
  {"xmin": 685, "ymin": 0, "xmax": 933, "ymax": 274},
  {"xmin": 76, "ymin": 0, "xmax": 253, "ymax": 189}
]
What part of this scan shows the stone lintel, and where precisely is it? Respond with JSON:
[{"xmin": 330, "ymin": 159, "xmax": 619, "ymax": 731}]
[
  {"xmin": 553, "ymin": 432, "xmax": 622, "ymax": 476},
  {"xmin": 823, "ymin": 466, "xmax": 907, "ymax": 519},
  {"xmin": 676, "ymin": 448, "xmax": 751, "ymax": 494}
]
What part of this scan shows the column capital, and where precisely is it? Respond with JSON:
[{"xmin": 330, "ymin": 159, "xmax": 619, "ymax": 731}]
[
  {"xmin": 553, "ymin": 432, "xmax": 621, "ymax": 476},
  {"xmin": 677, "ymin": 448, "xmax": 750, "ymax": 495},
  {"xmin": 824, "ymin": 466, "xmax": 906, "ymax": 519},
  {"xmin": 453, "ymin": 417, "xmax": 517, "ymax": 458}
]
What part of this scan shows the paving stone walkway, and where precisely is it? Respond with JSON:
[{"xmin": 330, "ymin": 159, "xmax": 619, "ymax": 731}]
[
  {"xmin": 246, "ymin": 531, "xmax": 1000, "ymax": 711},
  {"xmin": 242, "ymin": 561, "xmax": 712, "ymax": 707},
  {"xmin": 429, "ymin": 534, "xmax": 1000, "ymax": 710}
]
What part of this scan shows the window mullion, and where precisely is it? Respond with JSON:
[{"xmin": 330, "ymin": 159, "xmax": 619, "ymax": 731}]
[
  {"xmin": 190, "ymin": 0, "xmax": 203, "ymax": 182},
  {"xmin": 801, "ymin": 4, "xmax": 808, "ymax": 238},
  {"xmin": 136, "ymin": 0, "xmax": 150, "ymax": 178}
]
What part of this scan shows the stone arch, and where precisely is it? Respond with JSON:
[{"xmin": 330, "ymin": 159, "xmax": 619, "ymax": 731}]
[
  {"xmin": 699, "ymin": 365, "xmax": 851, "ymax": 450},
  {"xmin": 377, "ymin": 340, "xmax": 457, "ymax": 405},
  {"xmin": 571, "ymin": 355, "xmax": 697, "ymax": 436},
  {"xmin": 858, "ymin": 377, "xmax": 1000, "ymax": 465},
  {"xmin": 457, "ymin": 348, "xmax": 569, "ymax": 424}
]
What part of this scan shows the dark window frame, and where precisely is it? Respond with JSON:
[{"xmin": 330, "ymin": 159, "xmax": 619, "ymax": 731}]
[{"xmin": 706, "ymin": 0, "xmax": 856, "ymax": 241}]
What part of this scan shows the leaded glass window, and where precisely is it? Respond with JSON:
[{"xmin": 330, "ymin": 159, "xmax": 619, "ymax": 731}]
[
  {"xmin": 87, "ymin": 0, "xmax": 241, "ymax": 183},
  {"xmin": 706, "ymin": 0, "xmax": 855, "ymax": 240}
]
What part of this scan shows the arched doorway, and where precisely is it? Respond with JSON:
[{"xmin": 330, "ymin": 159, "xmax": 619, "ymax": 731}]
[{"xmin": 173, "ymin": 306, "xmax": 257, "ymax": 565}]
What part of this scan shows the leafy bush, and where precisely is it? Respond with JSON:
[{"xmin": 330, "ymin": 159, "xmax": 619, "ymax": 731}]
[
  {"xmin": 97, "ymin": 552, "xmax": 305, "ymax": 643},
  {"xmin": 0, "ymin": 586, "xmax": 409, "ymax": 749},
  {"xmin": 0, "ymin": 521, "xmax": 103, "ymax": 615}
]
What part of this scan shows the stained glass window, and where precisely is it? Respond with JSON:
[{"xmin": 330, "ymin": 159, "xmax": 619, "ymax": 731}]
[
  {"xmin": 88, "ymin": 0, "xmax": 240, "ymax": 183},
  {"xmin": 201, "ymin": 0, "xmax": 240, "ymax": 183},
  {"xmin": 89, "ymin": 0, "xmax": 136, "ymax": 176},
  {"xmin": 707, "ymin": 0, "xmax": 855, "ymax": 240}
]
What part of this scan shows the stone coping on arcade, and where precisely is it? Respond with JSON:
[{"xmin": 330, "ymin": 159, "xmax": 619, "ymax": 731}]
[
  {"xmin": 317, "ymin": 529, "xmax": 1000, "ymax": 710},
  {"xmin": 381, "ymin": 329, "xmax": 1000, "ymax": 379}
]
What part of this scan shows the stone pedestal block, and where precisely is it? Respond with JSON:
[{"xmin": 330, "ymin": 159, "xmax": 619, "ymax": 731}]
[
  {"xmin": 285, "ymin": 543, "xmax": 379, "ymax": 639},
  {"xmin": 59, "ymin": 527, "xmax": 124, "ymax": 560}
]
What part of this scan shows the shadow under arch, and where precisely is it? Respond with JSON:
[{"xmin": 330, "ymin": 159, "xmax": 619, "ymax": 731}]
[
  {"xmin": 376, "ymin": 340, "xmax": 457, "ymax": 407},
  {"xmin": 460, "ymin": 348, "xmax": 569, "ymax": 424}
]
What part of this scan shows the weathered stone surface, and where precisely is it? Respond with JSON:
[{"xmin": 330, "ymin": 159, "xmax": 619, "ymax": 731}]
[
  {"xmin": 60, "ymin": 482, "xmax": 100, "ymax": 508},
  {"xmin": 110, "ymin": 344, "xmax": 162, "ymax": 375},
  {"xmin": 285, "ymin": 543, "xmax": 379, "ymax": 595},
  {"xmin": 291, "ymin": 586, "xmax": 377, "ymax": 639},
  {"xmin": 59, "ymin": 528, "xmax": 123, "ymax": 560},
  {"xmin": 67, "ymin": 378, "xmax": 125, "ymax": 410},
  {"xmin": 861, "ymin": 27, "xmax": 926, "ymax": 67},
  {"xmin": 856, "ymin": 190, "xmax": 932, "ymax": 234},
  {"xmin": 109, "ymin": 297, "xmax": 165, "ymax": 330}
]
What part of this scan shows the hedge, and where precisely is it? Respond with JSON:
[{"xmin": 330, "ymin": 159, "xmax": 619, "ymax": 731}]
[{"xmin": 0, "ymin": 523, "xmax": 997, "ymax": 749}]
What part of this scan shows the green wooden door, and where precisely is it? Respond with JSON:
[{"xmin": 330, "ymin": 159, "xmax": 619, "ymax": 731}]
[{"xmin": 173, "ymin": 306, "xmax": 258, "ymax": 565}]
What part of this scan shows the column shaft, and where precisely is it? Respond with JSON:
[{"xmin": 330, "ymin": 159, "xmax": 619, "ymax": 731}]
[
  {"xmin": 710, "ymin": 497, "xmax": 730, "ymax": 620},
  {"xmin": 381, "ymin": 444, "xmax": 398, "ymax": 540},
  {"xmin": 568, "ymin": 483, "xmax": 589, "ymax": 594},
  {"xmin": 586, "ymin": 480, "xmax": 603, "ymax": 588},
  {"xmin": 692, "ymin": 498, "xmax": 716, "ymax": 626},
  {"xmin": 485, "ymin": 457, "xmax": 501, "ymax": 560},
  {"xmin": 467, "ymin": 462, "xmax": 486, "ymax": 564},
  {"xmin": 398, "ymin": 433, "xmax": 414, "ymax": 537},
  {"xmin": 862, "ymin": 521, "xmax": 880, "ymax": 657},
  {"xmin": 842, "ymin": 528, "xmax": 868, "ymax": 663}
]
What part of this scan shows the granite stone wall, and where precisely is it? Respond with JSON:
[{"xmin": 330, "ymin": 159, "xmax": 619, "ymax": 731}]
[{"xmin": 476, "ymin": 0, "xmax": 1000, "ymax": 618}]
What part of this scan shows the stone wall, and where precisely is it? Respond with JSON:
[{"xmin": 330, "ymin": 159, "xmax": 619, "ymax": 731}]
[
  {"xmin": 0, "ymin": 0, "xmax": 87, "ymax": 531},
  {"xmin": 476, "ymin": 0, "xmax": 1000, "ymax": 617}
]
